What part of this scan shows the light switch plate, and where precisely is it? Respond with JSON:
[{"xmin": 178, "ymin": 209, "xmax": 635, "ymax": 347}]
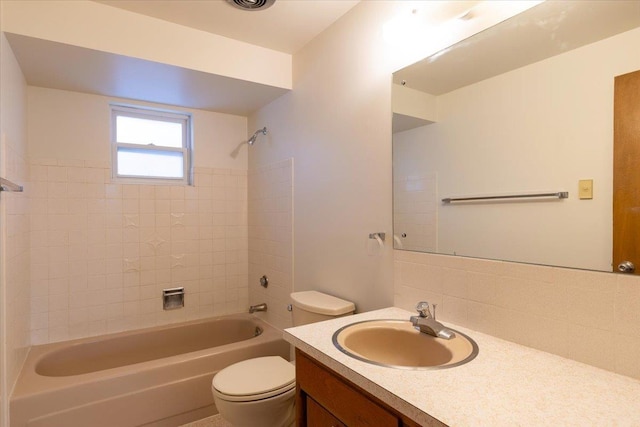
[{"xmin": 579, "ymin": 179, "xmax": 593, "ymax": 199}]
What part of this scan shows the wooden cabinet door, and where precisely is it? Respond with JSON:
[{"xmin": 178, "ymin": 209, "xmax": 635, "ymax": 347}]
[
  {"xmin": 295, "ymin": 349, "xmax": 434, "ymax": 427},
  {"xmin": 307, "ymin": 397, "xmax": 347, "ymax": 427},
  {"xmin": 296, "ymin": 351, "xmax": 399, "ymax": 427}
]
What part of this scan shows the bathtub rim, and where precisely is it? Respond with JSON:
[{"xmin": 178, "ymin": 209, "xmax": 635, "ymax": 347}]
[
  {"xmin": 35, "ymin": 314, "xmax": 266, "ymax": 377},
  {"xmin": 12, "ymin": 312, "xmax": 286, "ymax": 399}
]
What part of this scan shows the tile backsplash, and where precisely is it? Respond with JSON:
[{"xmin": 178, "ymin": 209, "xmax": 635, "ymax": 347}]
[
  {"xmin": 29, "ymin": 158, "xmax": 248, "ymax": 344},
  {"xmin": 394, "ymin": 250, "xmax": 640, "ymax": 380}
]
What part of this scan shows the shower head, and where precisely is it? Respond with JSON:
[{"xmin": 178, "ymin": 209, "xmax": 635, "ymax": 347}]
[{"xmin": 247, "ymin": 127, "xmax": 267, "ymax": 146}]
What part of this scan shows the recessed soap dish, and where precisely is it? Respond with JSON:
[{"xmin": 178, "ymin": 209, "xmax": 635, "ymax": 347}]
[{"xmin": 163, "ymin": 287, "xmax": 185, "ymax": 310}]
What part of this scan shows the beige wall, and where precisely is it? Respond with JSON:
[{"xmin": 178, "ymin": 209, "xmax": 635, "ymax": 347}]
[
  {"xmin": 0, "ymin": 33, "xmax": 30, "ymax": 427},
  {"xmin": 392, "ymin": 84, "xmax": 438, "ymax": 123},
  {"xmin": 245, "ymin": 1, "xmax": 519, "ymax": 314},
  {"xmin": 28, "ymin": 87, "xmax": 249, "ymax": 168},
  {"xmin": 247, "ymin": 3, "xmax": 402, "ymax": 313},
  {"xmin": 27, "ymin": 87, "xmax": 250, "ymax": 344}
]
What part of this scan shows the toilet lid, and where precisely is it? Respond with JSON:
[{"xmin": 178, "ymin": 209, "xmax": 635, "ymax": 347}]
[
  {"xmin": 290, "ymin": 291, "xmax": 355, "ymax": 316},
  {"xmin": 213, "ymin": 356, "xmax": 295, "ymax": 400}
]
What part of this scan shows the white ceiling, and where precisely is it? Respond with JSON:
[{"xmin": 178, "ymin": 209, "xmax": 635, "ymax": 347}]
[
  {"xmin": 5, "ymin": 0, "xmax": 359, "ymax": 116},
  {"xmin": 94, "ymin": 0, "xmax": 360, "ymax": 54},
  {"xmin": 6, "ymin": 33, "xmax": 290, "ymax": 116}
]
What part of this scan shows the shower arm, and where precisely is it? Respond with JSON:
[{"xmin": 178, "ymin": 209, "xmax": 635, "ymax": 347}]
[
  {"xmin": 253, "ymin": 127, "xmax": 267, "ymax": 137},
  {"xmin": 247, "ymin": 127, "xmax": 268, "ymax": 145}
]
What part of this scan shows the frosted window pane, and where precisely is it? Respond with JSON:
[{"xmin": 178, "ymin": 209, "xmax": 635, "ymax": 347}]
[
  {"xmin": 116, "ymin": 116, "xmax": 183, "ymax": 148},
  {"xmin": 117, "ymin": 148, "xmax": 184, "ymax": 178}
]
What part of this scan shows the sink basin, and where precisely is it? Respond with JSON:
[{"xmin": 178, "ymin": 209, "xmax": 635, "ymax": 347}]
[{"xmin": 332, "ymin": 319, "xmax": 478, "ymax": 369}]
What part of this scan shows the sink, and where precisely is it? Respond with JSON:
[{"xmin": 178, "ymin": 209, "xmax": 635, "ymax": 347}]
[{"xmin": 332, "ymin": 319, "xmax": 478, "ymax": 369}]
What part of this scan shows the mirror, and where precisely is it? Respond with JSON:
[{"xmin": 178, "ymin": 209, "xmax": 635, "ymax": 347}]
[{"xmin": 392, "ymin": 1, "xmax": 640, "ymax": 272}]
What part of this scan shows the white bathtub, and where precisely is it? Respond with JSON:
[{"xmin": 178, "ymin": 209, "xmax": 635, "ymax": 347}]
[{"xmin": 11, "ymin": 313, "xmax": 290, "ymax": 427}]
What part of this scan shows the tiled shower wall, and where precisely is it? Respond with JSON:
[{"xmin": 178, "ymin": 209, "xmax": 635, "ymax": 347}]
[
  {"xmin": 29, "ymin": 159, "xmax": 248, "ymax": 344},
  {"xmin": 1, "ymin": 137, "xmax": 30, "ymax": 397},
  {"xmin": 393, "ymin": 172, "xmax": 438, "ymax": 252},
  {"xmin": 394, "ymin": 250, "xmax": 640, "ymax": 380},
  {"xmin": 1, "ymin": 33, "xmax": 30, "ymax": 423},
  {"xmin": 248, "ymin": 159, "xmax": 293, "ymax": 330}
]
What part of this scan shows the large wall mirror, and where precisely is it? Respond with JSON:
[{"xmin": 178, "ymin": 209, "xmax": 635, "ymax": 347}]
[{"xmin": 392, "ymin": 1, "xmax": 640, "ymax": 272}]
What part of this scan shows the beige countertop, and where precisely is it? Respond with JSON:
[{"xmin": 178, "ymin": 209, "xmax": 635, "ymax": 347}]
[{"xmin": 283, "ymin": 307, "xmax": 640, "ymax": 426}]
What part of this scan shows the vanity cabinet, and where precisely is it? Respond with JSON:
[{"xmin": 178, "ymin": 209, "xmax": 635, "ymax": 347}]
[
  {"xmin": 306, "ymin": 398, "xmax": 346, "ymax": 427},
  {"xmin": 295, "ymin": 349, "xmax": 427, "ymax": 427}
]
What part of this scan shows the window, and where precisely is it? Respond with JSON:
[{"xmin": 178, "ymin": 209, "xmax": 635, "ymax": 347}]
[{"xmin": 111, "ymin": 105, "xmax": 192, "ymax": 184}]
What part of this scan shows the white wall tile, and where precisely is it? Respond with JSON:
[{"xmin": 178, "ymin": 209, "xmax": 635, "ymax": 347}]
[
  {"xmin": 248, "ymin": 159, "xmax": 293, "ymax": 330},
  {"xmin": 29, "ymin": 161, "xmax": 250, "ymax": 344}
]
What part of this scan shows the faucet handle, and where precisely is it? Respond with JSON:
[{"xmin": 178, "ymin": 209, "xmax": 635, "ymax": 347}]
[{"xmin": 415, "ymin": 301, "xmax": 432, "ymax": 318}]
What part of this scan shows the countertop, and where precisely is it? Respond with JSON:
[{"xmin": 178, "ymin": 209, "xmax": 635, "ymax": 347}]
[{"xmin": 283, "ymin": 307, "xmax": 640, "ymax": 426}]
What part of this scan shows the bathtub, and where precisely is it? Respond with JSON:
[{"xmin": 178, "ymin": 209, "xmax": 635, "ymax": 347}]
[{"xmin": 11, "ymin": 313, "xmax": 290, "ymax": 427}]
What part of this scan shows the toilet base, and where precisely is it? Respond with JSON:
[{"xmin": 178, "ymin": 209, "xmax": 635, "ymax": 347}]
[{"xmin": 213, "ymin": 387, "xmax": 295, "ymax": 427}]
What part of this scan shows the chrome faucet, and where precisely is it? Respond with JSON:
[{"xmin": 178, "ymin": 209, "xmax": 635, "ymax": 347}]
[
  {"xmin": 249, "ymin": 303, "xmax": 267, "ymax": 313},
  {"xmin": 410, "ymin": 301, "xmax": 455, "ymax": 340}
]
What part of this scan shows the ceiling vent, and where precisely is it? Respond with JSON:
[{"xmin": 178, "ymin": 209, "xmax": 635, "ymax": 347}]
[{"xmin": 226, "ymin": 0, "xmax": 276, "ymax": 11}]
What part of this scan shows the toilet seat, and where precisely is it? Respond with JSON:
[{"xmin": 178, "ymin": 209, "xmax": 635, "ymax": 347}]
[{"xmin": 212, "ymin": 356, "xmax": 295, "ymax": 403}]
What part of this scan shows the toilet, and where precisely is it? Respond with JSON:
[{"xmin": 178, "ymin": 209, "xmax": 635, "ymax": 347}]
[{"xmin": 211, "ymin": 291, "xmax": 355, "ymax": 427}]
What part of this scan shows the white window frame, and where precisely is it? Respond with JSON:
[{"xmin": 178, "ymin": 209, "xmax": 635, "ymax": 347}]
[{"xmin": 110, "ymin": 104, "xmax": 193, "ymax": 185}]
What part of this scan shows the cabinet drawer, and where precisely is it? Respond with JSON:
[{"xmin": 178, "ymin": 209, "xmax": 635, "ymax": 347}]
[{"xmin": 296, "ymin": 351, "xmax": 399, "ymax": 427}]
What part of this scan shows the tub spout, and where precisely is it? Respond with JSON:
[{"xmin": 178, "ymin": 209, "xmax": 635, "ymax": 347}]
[{"xmin": 249, "ymin": 303, "xmax": 267, "ymax": 313}]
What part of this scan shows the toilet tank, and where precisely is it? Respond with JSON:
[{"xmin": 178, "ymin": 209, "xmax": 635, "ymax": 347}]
[{"xmin": 290, "ymin": 291, "xmax": 355, "ymax": 326}]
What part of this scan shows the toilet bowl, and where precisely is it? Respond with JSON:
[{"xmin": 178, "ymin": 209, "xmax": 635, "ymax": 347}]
[
  {"xmin": 212, "ymin": 356, "xmax": 296, "ymax": 427},
  {"xmin": 212, "ymin": 291, "xmax": 355, "ymax": 427}
]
